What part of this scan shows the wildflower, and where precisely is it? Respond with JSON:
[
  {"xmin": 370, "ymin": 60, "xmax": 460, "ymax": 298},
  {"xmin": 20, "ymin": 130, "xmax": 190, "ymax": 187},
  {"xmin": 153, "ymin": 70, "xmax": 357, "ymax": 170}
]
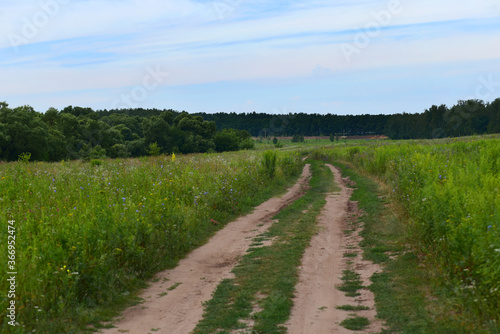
[{"xmin": 172, "ymin": 153, "xmax": 176, "ymax": 162}]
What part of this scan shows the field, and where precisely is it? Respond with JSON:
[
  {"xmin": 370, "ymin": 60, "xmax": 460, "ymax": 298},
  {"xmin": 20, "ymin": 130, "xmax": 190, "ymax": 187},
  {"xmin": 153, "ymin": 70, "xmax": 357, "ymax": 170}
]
[
  {"xmin": 316, "ymin": 135, "xmax": 500, "ymax": 328},
  {"xmin": 0, "ymin": 151, "xmax": 303, "ymax": 333},
  {"xmin": 1, "ymin": 135, "xmax": 500, "ymax": 333}
]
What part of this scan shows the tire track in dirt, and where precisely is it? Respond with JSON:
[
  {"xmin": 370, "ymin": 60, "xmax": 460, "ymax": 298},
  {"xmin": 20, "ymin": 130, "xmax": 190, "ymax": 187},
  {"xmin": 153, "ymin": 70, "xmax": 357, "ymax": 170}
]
[
  {"xmin": 100, "ymin": 164, "xmax": 311, "ymax": 334},
  {"xmin": 286, "ymin": 164, "xmax": 383, "ymax": 334}
]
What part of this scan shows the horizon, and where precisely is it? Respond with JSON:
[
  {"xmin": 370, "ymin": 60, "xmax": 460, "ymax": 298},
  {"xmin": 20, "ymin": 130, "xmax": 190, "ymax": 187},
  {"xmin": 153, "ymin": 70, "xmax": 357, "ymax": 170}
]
[{"xmin": 1, "ymin": 0, "xmax": 500, "ymax": 115}]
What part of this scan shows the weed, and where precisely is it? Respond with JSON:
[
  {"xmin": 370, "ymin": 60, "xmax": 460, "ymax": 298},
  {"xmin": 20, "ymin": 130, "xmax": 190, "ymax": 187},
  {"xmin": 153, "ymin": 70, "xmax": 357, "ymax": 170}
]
[{"xmin": 0, "ymin": 150, "xmax": 304, "ymax": 333}]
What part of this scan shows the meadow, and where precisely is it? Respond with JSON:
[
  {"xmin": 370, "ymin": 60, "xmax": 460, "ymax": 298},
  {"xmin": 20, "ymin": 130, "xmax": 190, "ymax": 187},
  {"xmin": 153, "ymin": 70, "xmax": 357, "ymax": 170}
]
[
  {"xmin": 0, "ymin": 151, "xmax": 303, "ymax": 333},
  {"xmin": 315, "ymin": 135, "xmax": 500, "ymax": 328},
  {"xmin": 2, "ymin": 135, "xmax": 500, "ymax": 333}
]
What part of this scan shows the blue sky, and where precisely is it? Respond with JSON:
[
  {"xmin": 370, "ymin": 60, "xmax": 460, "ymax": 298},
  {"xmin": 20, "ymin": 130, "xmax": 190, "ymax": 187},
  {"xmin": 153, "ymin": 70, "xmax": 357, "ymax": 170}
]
[{"xmin": 1, "ymin": 0, "xmax": 500, "ymax": 115}]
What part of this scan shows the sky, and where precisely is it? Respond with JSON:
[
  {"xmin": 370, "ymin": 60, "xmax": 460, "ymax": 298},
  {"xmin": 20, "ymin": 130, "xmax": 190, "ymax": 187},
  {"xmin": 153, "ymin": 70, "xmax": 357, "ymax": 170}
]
[{"xmin": 1, "ymin": 0, "xmax": 500, "ymax": 115}]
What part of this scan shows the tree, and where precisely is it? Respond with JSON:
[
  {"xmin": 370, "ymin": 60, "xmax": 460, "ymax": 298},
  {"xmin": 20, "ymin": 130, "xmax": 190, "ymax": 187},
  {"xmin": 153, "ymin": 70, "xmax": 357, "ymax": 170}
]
[
  {"xmin": 214, "ymin": 130, "xmax": 239, "ymax": 152},
  {"xmin": 0, "ymin": 105, "xmax": 49, "ymax": 161},
  {"xmin": 47, "ymin": 129, "xmax": 67, "ymax": 161}
]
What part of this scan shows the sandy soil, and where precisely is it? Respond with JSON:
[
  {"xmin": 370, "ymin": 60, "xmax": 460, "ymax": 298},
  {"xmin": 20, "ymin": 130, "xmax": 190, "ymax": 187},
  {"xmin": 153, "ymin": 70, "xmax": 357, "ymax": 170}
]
[
  {"xmin": 100, "ymin": 164, "xmax": 312, "ymax": 334},
  {"xmin": 286, "ymin": 164, "xmax": 383, "ymax": 334}
]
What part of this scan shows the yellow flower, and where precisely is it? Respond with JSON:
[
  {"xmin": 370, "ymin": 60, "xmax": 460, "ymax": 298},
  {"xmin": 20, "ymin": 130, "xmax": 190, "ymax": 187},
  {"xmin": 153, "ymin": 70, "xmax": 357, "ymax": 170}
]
[{"xmin": 172, "ymin": 153, "xmax": 176, "ymax": 162}]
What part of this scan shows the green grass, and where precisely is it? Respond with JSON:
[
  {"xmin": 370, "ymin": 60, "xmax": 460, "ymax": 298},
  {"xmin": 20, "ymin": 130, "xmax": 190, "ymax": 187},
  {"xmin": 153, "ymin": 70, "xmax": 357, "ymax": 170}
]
[
  {"xmin": 0, "ymin": 151, "xmax": 304, "ymax": 333},
  {"xmin": 337, "ymin": 270, "xmax": 363, "ymax": 297},
  {"xmin": 336, "ymin": 305, "xmax": 370, "ymax": 311},
  {"xmin": 193, "ymin": 161, "xmax": 335, "ymax": 333},
  {"xmin": 330, "ymin": 155, "xmax": 500, "ymax": 333},
  {"xmin": 327, "ymin": 138, "xmax": 500, "ymax": 327},
  {"xmin": 340, "ymin": 316, "xmax": 370, "ymax": 330},
  {"xmin": 166, "ymin": 282, "xmax": 182, "ymax": 291}
]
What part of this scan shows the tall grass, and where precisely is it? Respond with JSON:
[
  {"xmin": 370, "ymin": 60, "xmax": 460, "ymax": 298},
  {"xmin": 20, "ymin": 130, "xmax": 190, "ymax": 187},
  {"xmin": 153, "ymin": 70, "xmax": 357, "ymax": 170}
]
[
  {"xmin": 0, "ymin": 151, "xmax": 303, "ymax": 333},
  {"xmin": 314, "ymin": 137, "xmax": 500, "ymax": 328}
]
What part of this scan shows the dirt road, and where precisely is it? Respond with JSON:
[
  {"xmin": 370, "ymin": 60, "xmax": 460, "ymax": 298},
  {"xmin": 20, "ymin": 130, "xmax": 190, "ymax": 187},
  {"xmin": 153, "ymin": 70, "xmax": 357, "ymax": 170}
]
[
  {"xmin": 100, "ymin": 165, "xmax": 312, "ymax": 334},
  {"xmin": 101, "ymin": 163, "xmax": 382, "ymax": 333},
  {"xmin": 286, "ymin": 164, "xmax": 382, "ymax": 334}
]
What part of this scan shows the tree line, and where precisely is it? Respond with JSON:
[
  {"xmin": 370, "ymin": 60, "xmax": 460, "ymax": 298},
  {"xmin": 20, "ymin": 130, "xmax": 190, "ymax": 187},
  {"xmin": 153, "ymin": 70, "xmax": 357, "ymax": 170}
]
[
  {"xmin": 196, "ymin": 98, "xmax": 500, "ymax": 139},
  {"xmin": 1, "ymin": 97, "xmax": 499, "ymax": 161},
  {"xmin": 0, "ymin": 102, "xmax": 253, "ymax": 162}
]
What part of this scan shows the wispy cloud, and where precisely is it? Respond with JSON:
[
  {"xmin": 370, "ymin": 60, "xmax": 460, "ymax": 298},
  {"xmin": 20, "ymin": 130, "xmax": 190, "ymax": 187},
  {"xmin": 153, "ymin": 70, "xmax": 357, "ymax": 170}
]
[{"xmin": 1, "ymin": 0, "xmax": 499, "ymax": 114}]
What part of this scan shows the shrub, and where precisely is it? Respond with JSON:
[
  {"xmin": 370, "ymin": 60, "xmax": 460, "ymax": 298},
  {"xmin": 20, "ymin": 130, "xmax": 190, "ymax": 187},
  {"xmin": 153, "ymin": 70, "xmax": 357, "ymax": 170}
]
[
  {"xmin": 18, "ymin": 152, "xmax": 31, "ymax": 163},
  {"xmin": 239, "ymin": 138, "xmax": 255, "ymax": 150},
  {"xmin": 148, "ymin": 142, "xmax": 161, "ymax": 156}
]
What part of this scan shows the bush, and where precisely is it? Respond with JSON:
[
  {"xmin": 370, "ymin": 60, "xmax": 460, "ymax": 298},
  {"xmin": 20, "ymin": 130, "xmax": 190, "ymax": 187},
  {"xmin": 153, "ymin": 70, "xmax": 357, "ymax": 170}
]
[
  {"xmin": 148, "ymin": 142, "xmax": 161, "ymax": 156},
  {"xmin": 239, "ymin": 138, "xmax": 255, "ymax": 150},
  {"xmin": 90, "ymin": 159, "xmax": 103, "ymax": 166},
  {"xmin": 89, "ymin": 145, "xmax": 107, "ymax": 160}
]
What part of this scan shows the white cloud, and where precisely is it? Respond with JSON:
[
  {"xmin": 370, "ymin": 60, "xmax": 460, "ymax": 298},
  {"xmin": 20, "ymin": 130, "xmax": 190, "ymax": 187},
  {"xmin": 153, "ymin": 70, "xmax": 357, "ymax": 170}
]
[{"xmin": 1, "ymin": 0, "xmax": 499, "ymax": 113}]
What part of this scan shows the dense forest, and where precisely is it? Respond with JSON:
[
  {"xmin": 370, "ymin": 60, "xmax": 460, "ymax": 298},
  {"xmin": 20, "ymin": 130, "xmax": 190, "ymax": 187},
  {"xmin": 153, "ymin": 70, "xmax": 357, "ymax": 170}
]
[
  {"xmin": 0, "ymin": 102, "xmax": 253, "ymax": 162},
  {"xmin": 0, "ymin": 98, "xmax": 499, "ymax": 162},
  {"xmin": 197, "ymin": 98, "xmax": 500, "ymax": 139}
]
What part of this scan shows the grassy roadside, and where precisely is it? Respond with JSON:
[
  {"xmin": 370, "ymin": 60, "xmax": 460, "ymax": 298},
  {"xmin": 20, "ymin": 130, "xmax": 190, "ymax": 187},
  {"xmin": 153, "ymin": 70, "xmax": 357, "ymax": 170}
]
[
  {"xmin": 193, "ymin": 161, "xmax": 336, "ymax": 333},
  {"xmin": 331, "ymin": 161, "xmax": 491, "ymax": 333},
  {"xmin": 0, "ymin": 151, "xmax": 305, "ymax": 334}
]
